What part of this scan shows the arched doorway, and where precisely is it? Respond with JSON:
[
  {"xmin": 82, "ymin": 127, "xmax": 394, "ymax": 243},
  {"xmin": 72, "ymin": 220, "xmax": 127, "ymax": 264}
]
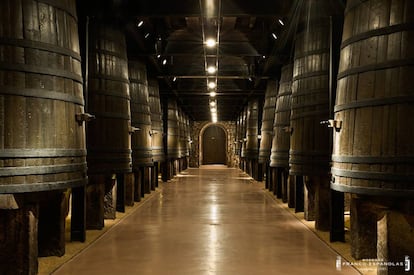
[{"xmin": 202, "ymin": 125, "xmax": 226, "ymax": 164}]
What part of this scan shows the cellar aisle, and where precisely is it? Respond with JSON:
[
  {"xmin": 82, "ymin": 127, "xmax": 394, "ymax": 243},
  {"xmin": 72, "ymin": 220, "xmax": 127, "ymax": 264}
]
[{"xmin": 53, "ymin": 166, "xmax": 358, "ymax": 275}]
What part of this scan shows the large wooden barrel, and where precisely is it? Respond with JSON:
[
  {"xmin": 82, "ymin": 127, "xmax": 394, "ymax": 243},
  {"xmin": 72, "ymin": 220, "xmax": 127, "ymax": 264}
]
[
  {"xmin": 148, "ymin": 79, "xmax": 164, "ymax": 162},
  {"xmin": 259, "ymin": 80, "xmax": 278, "ymax": 163},
  {"xmin": 234, "ymin": 115, "xmax": 240, "ymax": 155},
  {"xmin": 177, "ymin": 108, "xmax": 186, "ymax": 158},
  {"xmin": 129, "ymin": 61, "xmax": 152, "ymax": 168},
  {"xmin": 184, "ymin": 115, "xmax": 191, "ymax": 157},
  {"xmin": 270, "ymin": 64, "xmax": 293, "ymax": 168},
  {"xmin": 0, "ymin": 0, "xmax": 87, "ymax": 193},
  {"xmin": 289, "ymin": 4, "xmax": 331, "ymax": 176},
  {"xmin": 86, "ymin": 22, "xmax": 132, "ymax": 175},
  {"xmin": 331, "ymin": 0, "xmax": 414, "ymax": 197},
  {"xmin": 166, "ymin": 99, "xmax": 180, "ymax": 159},
  {"xmin": 245, "ymin": 99, "xmax": 260, "ymax": 160},
  {"xmin": 240, "ymin": 106, "xmax": 248, "ymax": 158}
]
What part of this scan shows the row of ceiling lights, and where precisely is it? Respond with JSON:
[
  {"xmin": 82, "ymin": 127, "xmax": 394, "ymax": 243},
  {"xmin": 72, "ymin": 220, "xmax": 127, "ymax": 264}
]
[
  {"xmin": 205, "ymin": 37, "xmax": 218, "ymax": 123},
  {"xmin": 136, "ymin": 16, "xmax": 284, "ymax": 123}
]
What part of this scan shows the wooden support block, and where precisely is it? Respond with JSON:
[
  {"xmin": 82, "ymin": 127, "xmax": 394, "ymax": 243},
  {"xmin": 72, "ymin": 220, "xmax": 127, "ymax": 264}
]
[
  {"xmin": 304, "ymin": 177, "xmax": 316, "ymax": 221},
  {"xmin": 124, "ymin": 173, "xmax": 135, "ymax": 206},
  {"xmin": 86, "ymin": 175, "xmax": 105, "ymax": 230},
  {"xmin": 0, "ymin": 202, "xmax": 39, "ymax": 275},
  {"xmin": 377, "ymin": 210, "xmax": 414, "ymax": 275},
  {"xmin": 350, "ymin": 196, "xmax": 377, "ymax": 259},
  {"xmin": 104, "ymin": 177, "xmax": 117, "ymax": 220}
]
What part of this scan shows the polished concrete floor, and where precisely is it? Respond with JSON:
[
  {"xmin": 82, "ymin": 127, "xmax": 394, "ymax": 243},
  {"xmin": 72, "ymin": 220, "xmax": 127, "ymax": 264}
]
[{"xmin": 54, "ymin": 166, "xmax": 359, "ymax": 275}]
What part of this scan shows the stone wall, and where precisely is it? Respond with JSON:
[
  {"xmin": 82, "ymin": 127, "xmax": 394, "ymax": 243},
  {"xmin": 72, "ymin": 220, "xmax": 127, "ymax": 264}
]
[{"xmin": 189, "ymin": 121, "xmax": 238, "ymax": 168}]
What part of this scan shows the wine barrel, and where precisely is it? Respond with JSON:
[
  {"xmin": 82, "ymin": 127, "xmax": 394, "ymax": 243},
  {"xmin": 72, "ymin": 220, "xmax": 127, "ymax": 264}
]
[
  {"xmin": 86, "ymin": 22, "xmax": 132, "ymax": 174},
  {"xmin": 245, "ymin": 99, "xmax": 260, "ymax": 160},
  {"xmin": 234, "ymin": 115, "xmax": 240, "ymax": 155},
  {"xmin": 270, "ymin": 64, "xmax": 293, "ymax": 168},
  {"xmin": 331, "ymin": 0, "xmax": 414, "ymax": 197},
  {"xmin": 177, "ymin": 108, "xmax": 185, "ymax": 158},
  {"xmin": 129, "ymin": 61, "xmax": 153, "ymax": 168},
  {"xmin": 148, "ymin": 79, "xmax": 164, "ymax": 162},
  {"xmin": 166, "ymin": 99, "xmax": 180, "ymax": 159},
  {"xmin": 289, "ymin": 8, "xmax": 331, "ymax": 176},
  {"xmin": 184, "ymin": 115, "xmax": 191, "ymax": 157},
  {"xmin": 240, "ymin": 106, "xmax": 248, "ymax": 158},
  {"xmin": 259, "ymin": 80, "xmax": 278, "ymax": 163},
  {"xmin": 0, "ymin": 0, "xmax": 87, "ymax": 193}
]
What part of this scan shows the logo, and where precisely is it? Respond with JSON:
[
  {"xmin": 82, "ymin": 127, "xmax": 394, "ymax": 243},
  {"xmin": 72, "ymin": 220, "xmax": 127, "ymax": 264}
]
[
  {"xmin": 405, "ymin": 256, "xmax": 411, "ymax": 272},
  {"xmin": 336, "ymin": 256, "xmax": 342, "ymax": 271}
]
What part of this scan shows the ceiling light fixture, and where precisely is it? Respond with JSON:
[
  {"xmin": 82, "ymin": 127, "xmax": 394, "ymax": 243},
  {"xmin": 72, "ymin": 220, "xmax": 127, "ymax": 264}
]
[
  {"xmin": 137, "ymin": 20, "xmax": 144, "ymax": 27},
  {"xmin": 144, "ymin": 33, "xmax": 150, "ymax": 39},
  {"xmin": 206, "ymin": 38, "xmax": 217, "ymax": 48},
  {"xmin": 278, "ymin": 19, "xmax": 284, "ymax": 26},
  {"xmin": 272, "ymin": 33, "xmax": 278, "ymax": 40},
  {"xmin": 209, "ymin": 91, "xmax": 217, "ymax": 97},
  {"xmin": 211, "ymin": 111, "xmax": 218, "ymax": 123},
  {"xmin": 209, "ymin": 100, "xmax": 216, "ymax": 107},
  {"xmin": 208, "ymin": 82, "xmax": 216, "ymax": 89},
  {"xmin": 162, "ymin": 59, "xmax": 167, "ymax": 65},
  {"xmin": 207, "ymin": 66, "xmax": 216, "ymax": 74},
  {"xmin": 173, "ymin": 77, "xmax": 177, "ymax": 82}
]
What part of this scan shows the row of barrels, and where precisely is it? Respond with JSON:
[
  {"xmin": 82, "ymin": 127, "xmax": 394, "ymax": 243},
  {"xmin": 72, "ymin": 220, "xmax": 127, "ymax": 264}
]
[
  {"xmin": 0, "ymin": 1, "xmax": 172, "ymax": 273},
  {"xmin": 238, "ymin": 0, "xmax": 414, "ymax": 265},
  {"xmin": 166, "ymin": 99, "xmax": 191, "ymax": 161},
  {"xmin": 239, "ymin": 0, "xmax": 414, "ymax": 201},
  {"xmin": 0, "ymin": 18, "xmax": 165, "ymax": 196},
  {"xmin": 235, "ymin": 0, "xmax": 414, "ymax": 238}
]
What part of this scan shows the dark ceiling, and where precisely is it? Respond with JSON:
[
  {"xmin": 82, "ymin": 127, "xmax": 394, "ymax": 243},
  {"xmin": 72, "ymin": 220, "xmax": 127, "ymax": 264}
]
[{"xmin": 77, "ymin": 0, "xmax": 303, "ymax": 121}]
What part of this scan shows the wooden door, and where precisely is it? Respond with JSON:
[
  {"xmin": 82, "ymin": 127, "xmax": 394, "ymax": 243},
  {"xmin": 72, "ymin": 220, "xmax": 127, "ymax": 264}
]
[{"xmin": 202, "ymin": 126, "xmax": 226, "ymax": 164}]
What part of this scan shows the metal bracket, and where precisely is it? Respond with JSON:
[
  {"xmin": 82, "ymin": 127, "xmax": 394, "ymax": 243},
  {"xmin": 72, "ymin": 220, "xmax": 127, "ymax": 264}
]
[
  {"xmin": 321, "ymin": 119, "xmax": 342, "ymax": 131},
  {"xmin": 75, "ymin": 113, "xmax": 95, "ymax": 125}
]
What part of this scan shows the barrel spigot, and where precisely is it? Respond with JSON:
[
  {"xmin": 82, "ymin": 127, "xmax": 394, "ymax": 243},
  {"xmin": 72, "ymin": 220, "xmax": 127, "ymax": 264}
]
[
  {"xmin": 129, "ymin": 126, "xmax": 141, "ymax": 134},
  {"xmin": 75, "ymin": 113, "xmax": 95, "ymax": 125},
  {"xmin": 321, "ymin": 119, "xmax": 342, "ymax": 131},
  {"xmin": 282, "ymin": 126, "xmax": 292, "ymax": 134}
]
